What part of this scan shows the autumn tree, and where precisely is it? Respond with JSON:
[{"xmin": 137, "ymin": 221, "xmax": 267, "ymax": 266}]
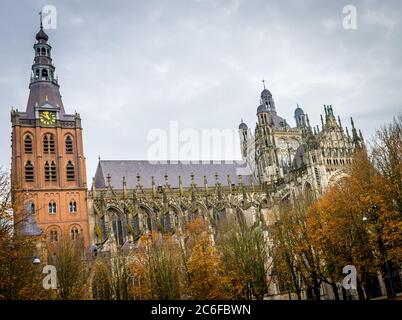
[
  {"xmin": 0, "ymin": 167, "xmax": 50, "ymax": 300},
  {"xmin": 269, "ymin": 206, "xmax": 303, "ymax": 300},
  {"xmin": 91, "ymin": 258, "xmax": 112, "ymax": 300},
  {"xmin": 370, "ymin": 115, "xmax": 402, "ymax": 267},
  {"xmin": 129, "ymin": 232, "xmax": 182, "ymax": 300},
  {"xmin": 49, "ymin": 235, "xmax": 89, "ymax": 299},
  {"xmin": 281, "ymin": 196, "xmax": 327, "ymax": 300},
  {"xmin": 307, "ymin": 180, "xmax": 376, "ymax": 300},
  {"xmin": 184, "ymin": 218, "xmax": 231, "ymax": 299},
  {"xmin": 218, "ymin": 214, "xmax": 270, "ymax": 300}
]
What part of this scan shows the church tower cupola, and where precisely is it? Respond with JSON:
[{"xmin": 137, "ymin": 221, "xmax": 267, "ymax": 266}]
[
  {"xmin": 31, "ymin": 14, "xmax": 57, "ymax": 87},
  {"xmin": 294, "ymin": 104, "xmax": 306, "ymax": 128},
  {"xmin": 25, "ymin": 13, "xmax": 65, "ymax": 120},
  {"xmin": 260, "ymin": 79, "xmax": 276, "ymax": 113}
]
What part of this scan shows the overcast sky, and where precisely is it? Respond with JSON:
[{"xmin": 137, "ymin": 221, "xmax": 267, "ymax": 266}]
[{"xmin": 0, "ymin": 0, "xmax": 401, "ymax": 180}]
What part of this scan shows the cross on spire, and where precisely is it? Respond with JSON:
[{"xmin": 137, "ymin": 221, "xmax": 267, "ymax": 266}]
[{"xmin": 262, "ymin": 79, "xmax": 266, "ymax": 89}]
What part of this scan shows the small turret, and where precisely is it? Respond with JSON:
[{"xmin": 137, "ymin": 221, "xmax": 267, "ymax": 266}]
[{"xmin": 294, "ymin": 104, "xmax": 306, "ymax": 128}]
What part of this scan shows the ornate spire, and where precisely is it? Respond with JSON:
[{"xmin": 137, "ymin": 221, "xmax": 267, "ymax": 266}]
[
  {"xmin": 25, "ymin": 16, "xmax": 65, "ymax": 119},
  {"xmin": 151, "ymin": 176, "xmax": 156, "ymax": 197},
  {"xmin": 178, "ymin": 176, "xmax": 184, "ymax": 196},
  {"xmin": 338, "ymin": 116, "xmax": 343, "ymax": 129}
]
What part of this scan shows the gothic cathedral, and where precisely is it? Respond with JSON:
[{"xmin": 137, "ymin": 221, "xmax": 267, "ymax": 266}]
[{"xmin": 10, "ymin": 22, "xmax": 364, "ymax": 251}]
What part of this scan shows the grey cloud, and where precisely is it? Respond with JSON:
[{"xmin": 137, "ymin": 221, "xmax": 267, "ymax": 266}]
[{"xmin": 0, "ymin": 0, "xmax": 401, "ymax": 180}]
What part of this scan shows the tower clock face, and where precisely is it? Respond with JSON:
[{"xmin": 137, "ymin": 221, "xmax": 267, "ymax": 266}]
[{"xmin": 39, "ymin": 111, "xmax": 56, "ymax": 126}]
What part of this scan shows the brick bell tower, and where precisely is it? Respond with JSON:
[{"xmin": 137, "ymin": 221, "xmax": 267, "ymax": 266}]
[{"xmin": 10, "ymin": 19, "xmax": 90, "ymax": 245}]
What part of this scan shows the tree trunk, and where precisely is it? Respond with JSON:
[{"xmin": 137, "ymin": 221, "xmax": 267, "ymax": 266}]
[
  {"xmin": 330, "ymin": 282, "xmax": 340, "ymax": 300},
  {"xmin": 341, "ymin": 286, "xmax": 348, "ymax": 300},
  {"xmin": 357, "ymin": 282, "xmax": 365, "ymax": 300},
  {"xmin": 296, "ymin": 288, "xmax": 302, "ymax": 300},
  {"xmin": 312, "ymin": 276, "xmax": 321, "ymax": 300},
  {"xmin": 381, "ymin": 263, "xmax": 396, "ymax": 299}
]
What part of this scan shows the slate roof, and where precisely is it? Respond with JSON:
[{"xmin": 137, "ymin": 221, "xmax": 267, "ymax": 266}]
[
  {"xmin": 94, "ymin": 160, "xmax": 255, "ymax": 189},
  {"xmin": 270, "ymin": 113, "xmax": 290, "ymax": 129},
  {"xmin": 24, "ymin": 82, "xmax": 66, "ymax": 119}
]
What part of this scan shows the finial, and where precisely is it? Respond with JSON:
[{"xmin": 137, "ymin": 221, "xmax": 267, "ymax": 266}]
[
  {"xmin": 346, "ymin": 126, "xmax": 350, "ymax": 137},
  {"xmin": 203, "ymin": 175, "xmax": 209, "ymax": 193},
  {"xmin": 227, "ymin": 175, "xmax": 233, "ymax": 192},
  {"xmin": 320, "ymin": 114, "xmax": 324, "ymax": 127},
  {"xmin": 338, "ymin": 116, "xmax": 342, "ymax": 128},
  {"xmin": 164, "ymin": 173, "xmax": 169, "ymax": 188},
  {"xmin": 190, "ymin": 173, "xmax": 195, "ymax": 187},
  {"xmin": 262, "ymin": 79, "xmax": 266, "ymax": 90},
  {"xmin": 91, "ymin": 177, "xmax": 97, "ymax": 196},
  {"xmin": 39, "ymin": 11, "xmax": 43, "ymax": 29},
  {"xmin": 178, "ymin": 176, "xmax": 183, "ymax": 195},
  {"xmin": 313, "ymin": 127, "xmax": 317, "ymax": 135},
  {"xmin": 306, "ymin": 114, "xmax": 311, "ymax": 127},
  {"xmin": 351, "ymin": 117, "xmax": 355, "ymax": 129},
  {"xmin": 98, "ymin": 155, "xmax": 101, "ymax": 162}
]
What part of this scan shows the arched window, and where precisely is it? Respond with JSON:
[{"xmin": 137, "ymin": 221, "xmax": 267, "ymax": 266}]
[
  {"xmin": 24, "ymin": 134, "xmax": 33, "ymax": 153},
  {"xmin": 70, "ymin": 226, "xmax": 79, "ymax": 240},
  {"xmin": 41, "ymin": 47, "xmax": 46, "ymax": 55},
  {"xmin": 66, "ymin": 161, "xmax": 75, "ymax": 181},
  {"xmin": 65, "ymin": 135, "xmax": 73, "ymax": 154},
  {"xmin": 146, "ymin": 213, "xmax": 153, "ymax": 232},
  {"xmin": 49, "ymin": 229, "xmax": 58, "ymax": 242},
  {"xmin": 31, "ymin": 203, "xmax": 35, "ymax": 214},
  {"xmin": 50, "ymin": 161, "xmax": 57, "ymax": 181},
  {"xmin": 45, "ymin": 161, "xmax": 57, "ymax": 182},
  {"xmin": 41, "ymin": 69, "xmax": 48, "ymax": 79},
  {"xmin": 100, "ymin": 215, "xmax": 107, "ymax": 241},
  {"xmin": 25, "ymin": 161, "xmax": 34, "ymax": 182},
  {"xmin": 131, "ymin": 215, "xmax": 140, "ymax": 238},
  {"xmin": 44, "ymin": 161, "xmax": 50, "ymax": 181},
  {"xmin": 69, "ymin": 201, "xmax": 77, "ymax": 213},
  {"xmin": 110, "ymin": 210, "xmax": 125, "ymax": 246},
  {"xmin": 48, "ymin": 201, "xmax": 57, "ymax": 214},
  {"xmin": 160, "ymin": 213, "xmax": 171, "ymax": 233},
  {"xmin": 43, "ymin": 134, "xmax": 55, "ymax": 154}
]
